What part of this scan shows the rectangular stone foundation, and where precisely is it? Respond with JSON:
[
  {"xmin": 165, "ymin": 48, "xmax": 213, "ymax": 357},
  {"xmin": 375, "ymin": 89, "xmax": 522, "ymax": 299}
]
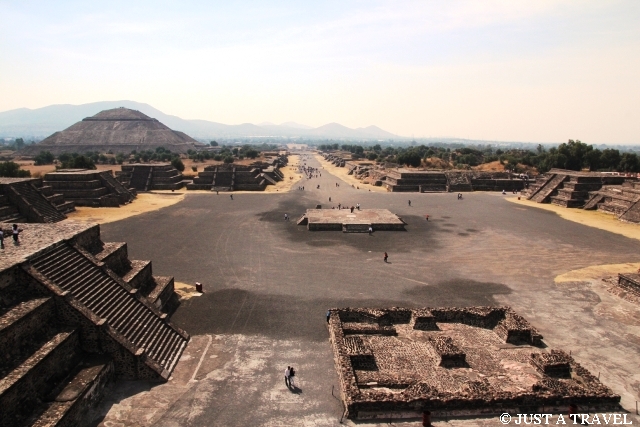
[
  {"xmin": 300, "ymin": 209, "xmax": 406, "ymax": 232},
  {"xmin": 328, "ymin": 307, "xmax": 620, "ymax": 420}
]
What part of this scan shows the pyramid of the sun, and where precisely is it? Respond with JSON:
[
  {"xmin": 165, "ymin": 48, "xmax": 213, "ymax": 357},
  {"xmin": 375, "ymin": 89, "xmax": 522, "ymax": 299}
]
[{"xmin": 21, "ymin": 107, "xmax": 203, "ymax": 155}]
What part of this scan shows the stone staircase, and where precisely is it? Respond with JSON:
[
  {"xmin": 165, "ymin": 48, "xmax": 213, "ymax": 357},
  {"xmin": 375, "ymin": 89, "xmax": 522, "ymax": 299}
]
[
  {"xmin": 129, "ymin": 166, "xmax": 151, "ymax": 192},
  {"xmin": 0, "ymin": 296, "xmax": 114, "ymax": 427},
  {"xmin": 28, "ymin": 243, "xmax": 188, "ymax": 376},
  {"xmin": 118, "ymin": 164, "xmax": 188, "ymax": 191},
  {"xmin": 528, "ymin": 173, "xmax": 567, "ymax": 203},
  {"xmin": 5, "ymin": 181, "xmax": 67, "ymax": 223},
  {"xmin": 98, "ymin": 171, "xmax": 136, "ymax": 202},
  {"xmin": 0, "ymin": 194, "xmax": 26, "ymax": 223}
]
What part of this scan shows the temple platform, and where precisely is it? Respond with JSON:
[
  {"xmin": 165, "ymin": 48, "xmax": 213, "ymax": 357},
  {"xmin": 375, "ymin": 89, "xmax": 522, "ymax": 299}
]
[
  {"xmin": 297, "ymin": 209, "xmax": 406, "ymax": 232},
  {"xmin": 328, "ymin": 307, "xmax": 620, "ymax": 420}
]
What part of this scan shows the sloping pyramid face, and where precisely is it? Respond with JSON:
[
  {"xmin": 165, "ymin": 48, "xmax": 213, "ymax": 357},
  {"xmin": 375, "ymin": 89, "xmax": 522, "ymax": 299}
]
[{"xmin": 22, "ymin": 107, "xmax": 202, "ymax": 155}]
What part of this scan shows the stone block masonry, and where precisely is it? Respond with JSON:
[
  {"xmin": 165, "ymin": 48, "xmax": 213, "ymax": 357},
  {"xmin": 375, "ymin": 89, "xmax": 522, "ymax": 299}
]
[
  {"xmin": 0, "ymin": 222, "xmax": 189, "ymax": 426},
  {"xmin": 0, "ymin": 178, "xmax": 71, "ymax": 223},
  {"xmin": 43, "ymin": 169, "xmax": 135, "ymax": 207},
  {"xmin": 117, "ymin": 163, "xmax": 190, "ymax": 191},
  {"xmin": 328, "ymin": 307, "xmax": 620, "ymax": 420}
]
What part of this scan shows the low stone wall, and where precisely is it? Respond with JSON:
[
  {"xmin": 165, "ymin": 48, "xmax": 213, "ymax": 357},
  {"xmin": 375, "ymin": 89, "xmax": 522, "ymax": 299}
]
[{"xmin": 328, "ymin": 306, "xmax": 620, "ymax": 420}]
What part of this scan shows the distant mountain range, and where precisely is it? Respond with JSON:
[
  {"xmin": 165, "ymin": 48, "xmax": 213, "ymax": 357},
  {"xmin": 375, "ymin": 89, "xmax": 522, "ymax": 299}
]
[{"xmin": 0, "ymin": 101, "xmax": 400, "ymax": 141}]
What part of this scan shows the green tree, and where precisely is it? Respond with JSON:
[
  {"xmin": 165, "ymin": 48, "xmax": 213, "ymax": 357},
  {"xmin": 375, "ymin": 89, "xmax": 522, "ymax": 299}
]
[
  {"xmin": 34, "ymin": 151, "xmax": 54, "ymax": 166},
  {"xmin": 397, "ymin": 150, "xmax": 422, "ymax": 167},
  {"xmin": 0, "ymin": 161, "xmax": 30, "ymax": 177},
  {"xmin": 245, "ymin": 149, "xmax": 259, "ymax": 159},
  {"xmin": 14, "ymin": 138, "xmax": 25, "ymax": 151},
  {"xmin": 223, "ymin": 156, "xmax": 234, "ymax": 164},
  {"xmin": 210, "ymin": 141, "xmax": 218, "ymax": 146},
  {"xmin": 171, "ymin": 158, "xmax": 185, "ymax": 172},
  {"xmin": 619, "ymin": 153, "xmax": 639, "ymax": 172},
  {"xmin": 600, "ymin": 149, "xmax": 621, "ymax": 170}
]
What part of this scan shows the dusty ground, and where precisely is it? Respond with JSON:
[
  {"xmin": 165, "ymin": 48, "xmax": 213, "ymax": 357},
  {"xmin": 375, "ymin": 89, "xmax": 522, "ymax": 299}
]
[
  {"xmin": 314, "ymin": 153, "xmax": 387, "ymax": 193},
  {"xmin": 508, "ymin": 196, "xmax": 640, "ymax": 241},
  {"xmin": 92, "ymin": 153, "xmax": 640, "ymax": 426},
  {"xmin": 66, "ymin": 193, "xmax": 184, "ymax": 224}
]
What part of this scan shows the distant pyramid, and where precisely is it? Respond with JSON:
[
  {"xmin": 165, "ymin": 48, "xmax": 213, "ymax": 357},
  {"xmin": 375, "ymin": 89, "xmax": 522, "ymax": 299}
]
[{"xmin": 21, "ymin": 107, "xmax": 204, "ymax": 155}]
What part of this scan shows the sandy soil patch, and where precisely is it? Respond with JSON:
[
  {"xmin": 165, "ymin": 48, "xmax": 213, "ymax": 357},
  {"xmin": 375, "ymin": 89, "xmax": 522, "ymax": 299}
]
[
  {"xmin": 173, "ymin": 281, "xmax": 202, "ymax": 300},
  {"xmin": 555, "ymin": 262, "xmax": 640, "ymax": 283},
  {"xmin": 314, "ymin": 154, "xmax": 387, "ymax": 193},
  {"xmin": 65, "ymin": 193, "xmax": 184, "ymax": 224},
  {"xmin": 264, "ymin": 154, "xmax": 302, "ymax": 193},
  {"xmin": 507, "ymin": 196, "xmax": 640, "ymax": 241}
]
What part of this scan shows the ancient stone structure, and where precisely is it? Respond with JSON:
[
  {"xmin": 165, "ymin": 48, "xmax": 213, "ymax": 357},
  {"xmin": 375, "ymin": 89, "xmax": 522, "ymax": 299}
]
[
  {"xmin": 116, "ymin": 163, "xmax": 189, "ymax": 191},
  {"xmin": 616, "ymin": 273, "xmax": 640, "ymax": 298},
  {"xmin": 0, "ymin": 178, "xmax": 73, "ymax": 223},
  {"xmin": 323, "ymin": 153, "xmax": 348, "ymax": 167},
  {"xmin": 21, "ymin": 108, "xmax": 204, "ymax": 155},
  {"xmin": 328, "ymin": 307, "xmax": 619, "ymax": 420},
  {"xmin": 187, "ymin": 162, "xmax": 285, "ymax": 191},
  {"xmin": 297, "ymin": 209, "xmax": 406, "ymax": 232},
  {"xmin": 43, "ymin": 170, "xmax": 135, "ymax": 207},
  {"xmin": 0, "ymin": 222, "xmax": 188, "ymax": 426},
  {"xmin": 582, "ymin": 180, "xmax": 640, "ymax": 223},
  {"xmin": 524, "ymin": 169, "xmax": 627, "ymax": 208},
  {"xmin": 383, "ymin": 170, "xmax": 529, "ymax": 193},
  {"xmin": 333, "ymin": 157, "xmax": 530, "ymax": 192}
]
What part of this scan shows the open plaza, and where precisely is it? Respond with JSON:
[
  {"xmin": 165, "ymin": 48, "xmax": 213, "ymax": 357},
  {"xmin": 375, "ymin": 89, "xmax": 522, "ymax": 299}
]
[
  {"xmin": 89, "ymin": 153, "xmax": 640, "ymax": 426},
  {"xmin": 1, "ymin": 151, "xmax": 640, "ymax": 427}
]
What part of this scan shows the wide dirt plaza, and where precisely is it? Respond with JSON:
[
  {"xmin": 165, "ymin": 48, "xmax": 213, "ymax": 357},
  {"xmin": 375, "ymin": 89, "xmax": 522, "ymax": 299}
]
[{"xmin": 95, "ymin": 153, "xmax": 640, "ymax": 426}]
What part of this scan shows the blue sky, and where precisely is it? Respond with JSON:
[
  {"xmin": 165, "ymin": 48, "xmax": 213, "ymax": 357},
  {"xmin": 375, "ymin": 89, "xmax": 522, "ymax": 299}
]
[{"xmin": 1, "ymin": 1, "xmax": 639, "ymax": 143}]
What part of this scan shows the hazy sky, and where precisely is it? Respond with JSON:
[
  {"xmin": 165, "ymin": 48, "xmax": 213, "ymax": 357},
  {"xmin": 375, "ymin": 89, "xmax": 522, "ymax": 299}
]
[{"xmin": 1, "ymin": 1, "xmax": 639, "ymax": 143}]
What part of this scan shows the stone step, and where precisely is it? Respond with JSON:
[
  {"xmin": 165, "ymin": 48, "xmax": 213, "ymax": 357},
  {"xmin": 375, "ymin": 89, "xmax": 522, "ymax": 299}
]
[
  {"xmin": 0, "ymin": 330, "xmax": 82, "ymax": 427},
  {"xmin": 145, "ymin": 276, "xmax": 175, "ymax": 311},
  {"xmin": 10, "ymin": 182, "xmax": 66, "ymax": 223},
  {"xmin": 93, "ymin": 242, "xmax": 128, "ymax": 275},
  {"xmin": 122, "ymin": 260, "xmax": 152, "ymax": 290},
  {"xmin": 0, "ymin": 298, "xmax": 56, "ymax": 381},
  {"xmin": 27, "ymin": 355, "xmax": 114, "ymax": 427},
  {"xmin": 30, "ymin": 244, "xmax": 187, "ymax": 375}
]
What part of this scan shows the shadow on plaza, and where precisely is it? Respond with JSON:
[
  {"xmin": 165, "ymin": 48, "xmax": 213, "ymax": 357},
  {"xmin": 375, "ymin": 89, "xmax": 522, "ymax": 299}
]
[
  {"xmin": 171, "ymin": 279, "xmax": 512, "ymax": 340},
  {"xmin": 258, "ymin": 195, "xmax": 478, "ymax": 254}
]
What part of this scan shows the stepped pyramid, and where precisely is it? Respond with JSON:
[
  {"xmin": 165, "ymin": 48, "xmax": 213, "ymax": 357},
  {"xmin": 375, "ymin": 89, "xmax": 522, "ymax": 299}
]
[
  {"xmin": 0, "ymin": 178, "xmax": 74, "ymax": 223},
  {"xmin": 0, "ymin": 222, "xmax": 188, "ymax": 426},
  {"xmin": 21, "ymin": 108, "xmax": 204, "ymax": 155}
]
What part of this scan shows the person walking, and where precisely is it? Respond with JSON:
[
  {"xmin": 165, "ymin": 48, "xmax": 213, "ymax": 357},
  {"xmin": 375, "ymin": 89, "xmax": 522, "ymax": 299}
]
[
  {"xmin": 368, "ymin": 226, "xmax": 373, "ymax": 235},
  {"xmin": 289, "ymin": 366, "xmax": 296, "ymax": 388},
  {"xmin": 284, "ymin": 213, "xmax": 289, "ymax": 221},
  {"xmin": 230, "ymin": 194, "xmax": 233, "ymax": 200},
  {"xmin": 0, "ymin": 228, "xmax": 4, "ymax": 249},
  {"xmin": 425, "ymin": 214, "xmax": 429, "ymax": 221},
  {"xmin": 284, "ymin": 366, "xmax": 291, "ymax": 388},
  {"xmin": 384, "ymin": 252, "xmax": 388, "ymax": 263},
  {"xmin": 408, "ymin": 200, "xmax": 411, "ymax": 206},
  {"xmin": 12, "ymin": 224, "xmax": 21, "ymax": 244}
]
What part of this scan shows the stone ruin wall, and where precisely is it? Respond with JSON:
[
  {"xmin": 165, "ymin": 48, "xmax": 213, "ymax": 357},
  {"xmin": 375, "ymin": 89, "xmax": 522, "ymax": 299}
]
[{"xmin": 328, "ymin": 307, "xmax": 620, "ymax": 419}]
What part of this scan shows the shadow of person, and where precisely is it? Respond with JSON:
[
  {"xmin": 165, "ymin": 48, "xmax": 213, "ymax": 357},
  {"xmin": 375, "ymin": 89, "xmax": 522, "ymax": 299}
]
[{"xmin": 289, "ymin": 385, "xmax": 302, "ymax": 394}]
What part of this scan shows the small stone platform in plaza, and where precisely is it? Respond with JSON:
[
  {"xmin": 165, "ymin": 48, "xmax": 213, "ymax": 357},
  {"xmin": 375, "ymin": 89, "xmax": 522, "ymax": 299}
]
[
  {"xmin": 327, "ymin": 307, "xmax": 620, "ymax": 420},
  {"xmin": 297, "ymin": 209, "xmax": 406, "ymax": 232}
]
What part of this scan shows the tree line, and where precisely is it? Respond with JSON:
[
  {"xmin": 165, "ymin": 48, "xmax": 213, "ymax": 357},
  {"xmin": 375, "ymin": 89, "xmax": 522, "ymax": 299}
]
[{"xmin": 319, "ymin": 140, "xmax": 640, "ymax": 173}]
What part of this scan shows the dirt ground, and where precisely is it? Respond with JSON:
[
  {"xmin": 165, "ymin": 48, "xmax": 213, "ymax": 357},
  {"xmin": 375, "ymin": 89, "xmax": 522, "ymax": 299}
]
[
  {"xmin": 314, "ymin": 153, "xmax": 387, "ymax": 193},
  {"xmin": 507, "ymin": 196, "xmax": 640, "ymax": 241},
  {"xmin": 93, "ymin": 153, "xmax": 640, "ymax": 426},
  {"xmin": 65, "ymin": 193, "xmax": 185, "ymax": 224}
]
